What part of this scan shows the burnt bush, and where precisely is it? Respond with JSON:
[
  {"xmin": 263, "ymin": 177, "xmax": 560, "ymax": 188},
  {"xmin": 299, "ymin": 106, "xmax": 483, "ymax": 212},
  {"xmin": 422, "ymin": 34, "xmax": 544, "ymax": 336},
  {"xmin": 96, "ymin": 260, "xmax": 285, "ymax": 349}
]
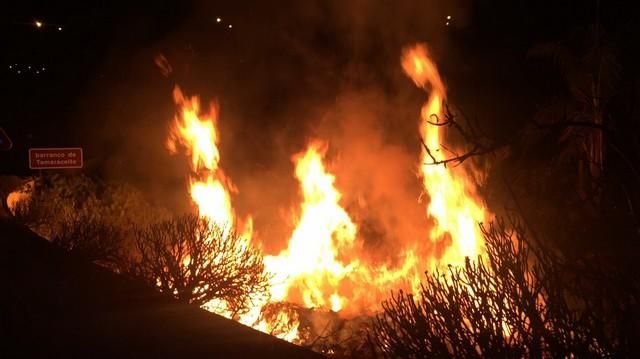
[
  {"xmin": 370, "ymin": 218, "xmax": 628, "ymax": 358},
  {"xmin": 131, "ymin": 214, "xmax": 270, "ymax": 315},
  {"xmin": 10, "ymin": 174, "xmax": 166, "ymax": 238},
  {"xmin": 50, "ymin": 217, "xmax": 125, "ymax": 268},
  {"xmin": 9, "ymin": 174, "xmax": 169, "ymax": 269}
]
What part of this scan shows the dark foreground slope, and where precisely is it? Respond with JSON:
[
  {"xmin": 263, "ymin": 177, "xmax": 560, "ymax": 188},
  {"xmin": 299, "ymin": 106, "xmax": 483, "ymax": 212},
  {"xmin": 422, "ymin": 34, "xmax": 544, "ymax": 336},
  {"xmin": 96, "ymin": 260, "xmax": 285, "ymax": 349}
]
[{"xmin": 0, "ymin": 220, "xmax": 322, "ymax": 358}]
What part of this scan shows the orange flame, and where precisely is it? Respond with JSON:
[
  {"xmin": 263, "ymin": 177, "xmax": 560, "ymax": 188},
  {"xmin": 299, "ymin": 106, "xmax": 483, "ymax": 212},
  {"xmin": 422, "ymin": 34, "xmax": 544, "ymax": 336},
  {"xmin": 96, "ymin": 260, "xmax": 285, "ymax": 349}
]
[
  {"xmin": 167, "ymin": 85, "xmax": 296, "ymax": 340},
  {"xmin": 167, "ymin": 86, "xmax": 251, "ymax": 236},
  {"xmin": 165, "ymin": 43, "xmax": 489, "ymax": 343},
  {"xmin": 261, "ymin": 45, "xmax": 488, "ymax": 318},
  {"xmin": 401, "ymin": 44, "xmax": 486, "ymax": 266},
  {"xmin": 264, "ymin": 141, "xmax": 358, "ymax": 313}
]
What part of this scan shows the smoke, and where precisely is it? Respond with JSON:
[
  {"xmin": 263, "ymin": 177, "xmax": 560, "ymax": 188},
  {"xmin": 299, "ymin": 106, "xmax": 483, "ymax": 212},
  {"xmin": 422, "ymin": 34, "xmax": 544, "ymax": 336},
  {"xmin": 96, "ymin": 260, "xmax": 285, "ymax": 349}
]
[
  {"xmin": 316, "ymin": 90, "xmax": 433, "ymax": 263},
  {"xmin": 218, "ymin": 0, "xmax": 473, "ymax": 257},
  {"xmin": 69, "ymin": 0, "xmax": 473, "ymax": 257}
]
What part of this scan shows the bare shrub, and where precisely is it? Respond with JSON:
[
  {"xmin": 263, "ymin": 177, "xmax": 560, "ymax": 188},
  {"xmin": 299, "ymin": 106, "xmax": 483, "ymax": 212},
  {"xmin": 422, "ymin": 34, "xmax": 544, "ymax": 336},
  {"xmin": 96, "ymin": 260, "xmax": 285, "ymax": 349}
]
[
  {"xmin": 261, "ymin": 302, "xmax": 304, "ymax": 340},
  {"xmin": 51, "ymin": 217, "xmax": 124, "ymax": 267},
  {"xmin": 371, "ymin": 218, "xmax": 611, "ymax": 358},
  {"xmin": 132, "ymin": 214, "xmax": 270, "ymax": 314},
  {"xmin": 9, "ymin": 174, "xmax": 170, "ymax": 271},
  {"xmin": 11, "ymin": 174, "xmax": 167, "ymax": 239}
]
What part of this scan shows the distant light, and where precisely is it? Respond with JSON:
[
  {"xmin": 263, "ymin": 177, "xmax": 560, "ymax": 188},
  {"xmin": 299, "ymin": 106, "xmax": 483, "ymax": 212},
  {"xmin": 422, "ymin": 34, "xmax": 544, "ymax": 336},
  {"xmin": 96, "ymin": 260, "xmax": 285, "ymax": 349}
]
[
  {"xmin": 35, "ymin": 20, "xmax": 43, "ymax": 28},
  {"xmin": 446, "ymin": 22, "xmax": 450, "ymax": 26},
  {"xmin": 216, "ymin": 17, "xmax": 222, "ymax": 23},
  {"xmin": 8, "ymin": 65, "xmax": 12, "ymax": 69},
  {"xmin": 446, "ymin": 15, "xmax": 452, "ymax": 20},
  {"xmin": 28, "ymin": 66, "xmax": 31, "ymax": 70},
  {"xmin": 57, "ymin": 26, "xmax": 62, "ymax": 31},
  {"xmin": 228, "ymin": 24, "xmax": 232, "ymax": 29},
  {"xmin": 36, "ymin": 71, "xmax": 40, "ymax": 74},
  {"xmin": 17, "ymin": 70, "xmax": 21, "ymax": 74},
  {"xmin": 42, "ymin": 67, "xmax": 46, "ymax": 71}
]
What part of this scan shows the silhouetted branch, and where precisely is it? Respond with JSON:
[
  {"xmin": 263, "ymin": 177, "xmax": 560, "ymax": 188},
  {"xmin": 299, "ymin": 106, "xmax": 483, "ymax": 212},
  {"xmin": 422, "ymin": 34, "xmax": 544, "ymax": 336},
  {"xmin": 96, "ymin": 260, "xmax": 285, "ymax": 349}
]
[
  {"xmin": 422, "ymin": 103, "xmax": 504, "ymax": 167},
  {"xmin": 371, "ymin": 218, "xmax": 612, "ymax": 358},
  {"xmin": 131, "ymin": 214, "xmax": 270, "ymax": 314},
  {"xmin": 52, "ymin": 217, "xmax": 125, "ymax": 266}
]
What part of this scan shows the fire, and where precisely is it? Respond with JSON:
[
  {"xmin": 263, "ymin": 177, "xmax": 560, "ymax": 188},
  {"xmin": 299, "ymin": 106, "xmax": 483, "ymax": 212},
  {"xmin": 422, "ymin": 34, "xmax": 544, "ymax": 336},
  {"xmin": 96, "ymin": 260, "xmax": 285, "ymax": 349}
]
[
  {"xmin": 167, "ymin": 85, "xmax": 296, "ymax": 340},
  {"xmin": 165, "ymin": 43, "xmax": 489, "ymax": 344},
  {"xmin": 166, "ymin": 86, "xmax": 238, "ymax": 229},
  {"xmin": 4, "ymin": 43, "xmax": 489, "ymax": 348},
  {"xmin": 401, "ymin": 44, "xmax": 486, "ymax": 266},
  {"xmin": 261, "ymin": 45, "xmax": 487, "ymax": 317},
  {"xmin": 264, "ymin": 141, "xmax": 358, "ymax": 312},
  {"xmin": 263, "ymin": 140, "xmax": 432, "ymax": 317}
]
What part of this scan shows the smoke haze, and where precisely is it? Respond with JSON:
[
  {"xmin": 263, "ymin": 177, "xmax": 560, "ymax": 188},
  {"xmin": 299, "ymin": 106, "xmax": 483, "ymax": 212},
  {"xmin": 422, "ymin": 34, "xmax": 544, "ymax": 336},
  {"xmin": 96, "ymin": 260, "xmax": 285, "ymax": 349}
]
[{"xmin": 70, "ymin": 0, "xmax": 473, "ymax": 258}]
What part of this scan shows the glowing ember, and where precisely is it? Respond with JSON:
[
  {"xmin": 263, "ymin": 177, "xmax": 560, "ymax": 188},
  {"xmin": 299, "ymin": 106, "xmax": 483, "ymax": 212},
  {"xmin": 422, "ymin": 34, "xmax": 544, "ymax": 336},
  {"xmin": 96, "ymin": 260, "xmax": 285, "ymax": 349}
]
[{"xmin": 5, "ymin": 181, "xmax": 34, "ymax": 216}]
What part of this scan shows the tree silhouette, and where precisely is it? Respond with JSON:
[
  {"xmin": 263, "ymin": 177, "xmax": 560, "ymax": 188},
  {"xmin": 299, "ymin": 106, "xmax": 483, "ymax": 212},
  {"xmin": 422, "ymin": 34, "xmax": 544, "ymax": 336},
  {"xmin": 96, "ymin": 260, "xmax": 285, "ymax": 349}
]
[
  {"xmin": 132, "ymin": 214, "xmax": 270, "ymax": 315},
  {"xmin": 51, "ymin": 216, "xmax": 124, "ymax": 267},
  {"xmin": 371, "ymin": 218, "xmax": 612, "ymax": 358}
]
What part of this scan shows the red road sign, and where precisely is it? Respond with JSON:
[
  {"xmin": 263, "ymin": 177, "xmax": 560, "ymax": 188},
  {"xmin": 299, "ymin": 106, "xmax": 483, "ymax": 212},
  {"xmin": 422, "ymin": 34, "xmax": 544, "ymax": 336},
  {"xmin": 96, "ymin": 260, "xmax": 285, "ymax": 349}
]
[
  {"xmin": 0, "ymin": 127, "xmax": 12, "ymax": 151},
  {"xmin": 29, "ymin": 148, "xmax": 83, "ymax": 169}
]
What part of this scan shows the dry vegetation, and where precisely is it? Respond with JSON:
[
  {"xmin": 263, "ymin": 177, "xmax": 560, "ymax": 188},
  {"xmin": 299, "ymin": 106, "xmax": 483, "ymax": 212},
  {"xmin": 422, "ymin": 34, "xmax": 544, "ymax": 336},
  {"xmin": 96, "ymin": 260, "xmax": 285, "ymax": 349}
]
[
  {"xmin": 9, "ymin": 175, "xmax": 270, "ymax": 318},
  {"xmin": 131, "ymin": 214, "xmax": 270, "ymax": 314},
  {"xmin": 6, "ymin": 172, "xmax": 639, "ymax": 357},
  {"xmin": 370, "ymin": 218, "xmax": 639, "ymax": 358}
]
